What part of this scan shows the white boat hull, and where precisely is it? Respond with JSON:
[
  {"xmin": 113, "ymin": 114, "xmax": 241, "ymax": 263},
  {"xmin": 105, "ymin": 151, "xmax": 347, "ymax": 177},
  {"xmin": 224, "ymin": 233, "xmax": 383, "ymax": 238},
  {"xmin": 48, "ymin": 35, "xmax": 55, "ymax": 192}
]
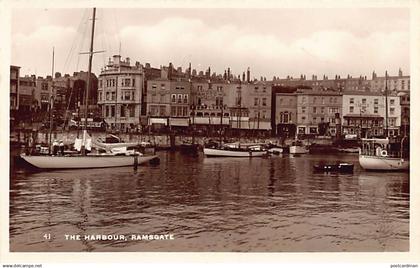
[
  {"xmin": 359, "ymin": 155, "xmax": 409, "ymax": 171},
  {"xmin": 20, "ymin": 154, "xmax": 158, "ymax": 169},
  {"xmin": 289, "ymin": 146, "xmax": 309, "ymax": 154},
  {"xmin": 203, "ymin": 148, "xmax": 267, "ymax": 157}
]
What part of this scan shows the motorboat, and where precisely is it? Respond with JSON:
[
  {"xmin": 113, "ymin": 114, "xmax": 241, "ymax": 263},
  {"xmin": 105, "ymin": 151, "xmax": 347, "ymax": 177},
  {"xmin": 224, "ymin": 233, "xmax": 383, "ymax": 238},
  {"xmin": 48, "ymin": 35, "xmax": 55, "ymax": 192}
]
[
  {"xmin": 359, "ymin": 138, "xmax": 409, "ymax": 171},
  {"xmin": 289, "ymin": 140, "xmax": 309, "ymax": 154}
]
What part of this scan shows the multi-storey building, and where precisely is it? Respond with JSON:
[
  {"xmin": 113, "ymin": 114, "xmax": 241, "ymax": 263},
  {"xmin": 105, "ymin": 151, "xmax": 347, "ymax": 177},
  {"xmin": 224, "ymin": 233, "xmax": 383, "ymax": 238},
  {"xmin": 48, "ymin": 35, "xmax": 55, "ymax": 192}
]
[
  {"xmin": 296, "ymin": 89, "xmax": 342, "ymax": 136},
  {"xmin": 36, "ymin": 76, "xmax": 52, "ymax": 112},
  {"xmin": 18, "ymin": 75, "xmax": 37, "ymax": 113},
  {"xmin": 223, "ymin": 81, "xmax": 272, "ymax": 131},
  {"xmin": 190, "ymin": 80, "xmax": 229, "ymax": 130},
  {"xmin": 342, "ymin": 91, "xmax": 401, "ymax": 137},
  {"xmin": 369, "ymin": 69, "xmax": 410, "ymax": 93},
  {"xmin": 146, "ymin": 69, "xmax": 191, "ymax": 129},
  {"xmin": 10, "ymin": 66, "xmax": 20, "ymax": 111},
  {"xmin": 399, "ymin": 91, "xmax": 409, "ymax": 137},
  {"xmin": 97, "ymin": 55, "xmax": 144, "ymax": 131},
  {"xmin": 274, "ymin": 87, "xmax": 297, "ymax": 138}
]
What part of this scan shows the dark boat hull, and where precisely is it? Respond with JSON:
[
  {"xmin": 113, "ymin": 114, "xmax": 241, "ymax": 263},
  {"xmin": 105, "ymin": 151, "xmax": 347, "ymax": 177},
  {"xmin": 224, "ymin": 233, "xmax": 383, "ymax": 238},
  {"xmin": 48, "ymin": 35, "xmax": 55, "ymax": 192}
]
[{"xmin": 313, "ymin": 163, "xmax": 354, "ymax": 173}]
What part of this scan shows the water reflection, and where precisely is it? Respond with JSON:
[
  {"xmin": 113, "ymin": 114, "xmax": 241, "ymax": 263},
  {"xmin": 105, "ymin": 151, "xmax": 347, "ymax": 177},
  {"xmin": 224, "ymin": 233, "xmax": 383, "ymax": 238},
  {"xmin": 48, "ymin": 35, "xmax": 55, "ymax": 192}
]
[{"xmin": 10, "ymin": 152, "xmax": 409, "ymax": 252}]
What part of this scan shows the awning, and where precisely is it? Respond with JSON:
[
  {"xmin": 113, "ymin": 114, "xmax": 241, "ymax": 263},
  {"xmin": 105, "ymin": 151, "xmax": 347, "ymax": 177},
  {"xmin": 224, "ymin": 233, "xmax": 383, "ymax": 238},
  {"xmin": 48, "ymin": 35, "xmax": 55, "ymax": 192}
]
[
  {"xmin": 169, "ymin": 118, "xmax": 189, "ymax": 127},
  {"xmin": 149, "ymin": 118, "xmax": 168, "ymax": 125},
  {"xmin": 343, "ymin": 114, "xmax": 383, "ymax": 119},
  {"xmin": 193, "ymin": 117, "xmax": 229, "ymax": 125}
]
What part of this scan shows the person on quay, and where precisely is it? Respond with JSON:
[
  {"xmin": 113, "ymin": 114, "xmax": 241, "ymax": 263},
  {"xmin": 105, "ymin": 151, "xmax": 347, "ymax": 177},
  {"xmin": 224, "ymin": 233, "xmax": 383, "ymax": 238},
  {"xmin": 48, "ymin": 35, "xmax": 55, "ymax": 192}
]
[
  {"xmin": 52, "ymin": 140, "xmax": 59, "ymax": 155},
  {"xmin": 59, "ymin": 140, "xmax": 65, "ymax": 155}
]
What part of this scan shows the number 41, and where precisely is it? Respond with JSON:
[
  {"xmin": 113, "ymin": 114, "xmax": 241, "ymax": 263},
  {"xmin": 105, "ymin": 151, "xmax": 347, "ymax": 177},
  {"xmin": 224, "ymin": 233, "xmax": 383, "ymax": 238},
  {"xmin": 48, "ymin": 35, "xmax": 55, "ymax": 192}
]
[{"xmin": 43, "ymin": 234, "xmax": 51, "ymax": 240}]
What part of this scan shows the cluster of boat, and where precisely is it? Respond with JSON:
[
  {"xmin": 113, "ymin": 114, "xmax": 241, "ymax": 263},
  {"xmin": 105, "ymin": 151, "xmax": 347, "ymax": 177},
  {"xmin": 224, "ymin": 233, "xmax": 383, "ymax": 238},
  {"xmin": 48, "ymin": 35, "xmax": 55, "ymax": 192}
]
[{"xmin": 200, "ymin": 137, "xmax": 409, "ymax": 172}]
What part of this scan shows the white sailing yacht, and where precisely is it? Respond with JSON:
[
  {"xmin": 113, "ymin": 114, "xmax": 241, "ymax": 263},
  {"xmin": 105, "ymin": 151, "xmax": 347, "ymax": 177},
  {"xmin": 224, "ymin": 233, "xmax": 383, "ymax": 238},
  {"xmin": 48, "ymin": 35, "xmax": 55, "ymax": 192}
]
[
  {"xmin": 20, "ymin": 8, "xmax": 158, "ymax": 169},
  {"xmin": 358, "ymin": 72, "xmax": 409, "ymax": 171}
]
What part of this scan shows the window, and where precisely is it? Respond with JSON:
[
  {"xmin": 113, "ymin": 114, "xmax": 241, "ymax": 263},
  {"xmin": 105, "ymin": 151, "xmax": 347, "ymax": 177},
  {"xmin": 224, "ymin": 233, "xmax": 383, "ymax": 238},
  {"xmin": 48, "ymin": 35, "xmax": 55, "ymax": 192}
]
[
  {"xmin": 130, "ymin": 105, "xmax": 135, "ymax": 117},
  {"xmin": 99, "ymin": 80, "xmax": 102, "ymax": 88},
  {"xmin": 374, "ymin": 106, "xmax": 378, "ymax": 114},
  {"xmin": 390, "ymin": 107, "xmax": 395, "ymax": 115},
  {"xmin": 105, "ymin": 106, "xmax": 109, "ymax": 117},
  {"xmin": 152, "ymin": 84, "xmax": 157, "ymax": 90},
  {"xmin": 111, "ymin": 92, "xmax": 116, "ymax": 100},
  {"xmin": 182, "ymin": 107, "xmax": 188, "ymax": 116},
  {"xmin": 98, "ymin": 92, "xmax": 102, "ymax": 101},
  {"xmin": 362, "ymin": 98, "xmax": 366, "ymax": 105},
  {"xmin": 350, "ymin": 106, "xmax": 354, "ymax": 113},
  {"xmin": 262, "ymin": 98, "xmax": 267, "ymax": 106},
  {"xmin": 120, "ymin": 106, "xmax": 126, "ymax": 117},
  {"xmin": 111, "ymin": 106, "xmax": 115, "ymax": 117},
  {"xmin": 124, "ymin": 91, "xmax": 131, "ymax": 100},
  {"xmin": 374, "ymin": 98, "xmax": 379, "ymax": 105},
  {"xmin": 254, "ymin": 86, "xmax": 259, "ymax": 92},
  {"xmin": 171, "ymin": 94, "xmax": 176, "ymax": 103},
  {"xmin": 106, "ymin": 92, "xmax": 110, "ymax": 101},
  {"xmin": 177, "ymin": 106, "xmax": 183, "ymax": 116},
  {"xmin": 254, "ymin": 98, "xmax": 259, "ymax": 106},
  {"xmin": 313, "ymin": 97, "xmax": 317, "ymax": 104},
  {"xmin": 262, "ymin": 87, "xmax": 266, "ymax": 92},
  {"xmin": 390, "ymin": 99, "xmax": 395, "ymax": 106},
  {"xmin": 171, "ymin": 106, "xmax": 177, "ymax": 116},
  {"xmin": 302, "ymin": 107, "xmax": 306, "ymax": 113},
  {"xmin": 161, "ymin": 84, "xmax": 165, "ymax": 90},
  {"xmin": 177, "ymin": 94, "xmax": 182, "ymax": 103},
  {"xmin": 309, "ymin": 127, "xmax": 317, "ymax": 134},
  {"xmin": 321, "ymin": 107, "xmax": 324, "ymax": 114},
  {"xmin": 302, "ymin": 96, "xmax": 306, "ymax": 103},
  {"xmin": 183, "ymin": 94, "xmax": 188, "ymax": 104},
  {"xmin": 132, "ymin": 79, "xmax": 135, "ymax": 87},
  {"xmin": 217, "ymin": 86, "xmax": 223, "ymax": 92},
  {"xmin": 350, "ymin": 98, "xmax": 354, "ymax": 104},
  {"xmin": 313, "ymin": 107, "xmax": 317, "ymax": 113},
  {"xmin": 123, "ymin": 78, "xmax": 131, "ymax": 87}
]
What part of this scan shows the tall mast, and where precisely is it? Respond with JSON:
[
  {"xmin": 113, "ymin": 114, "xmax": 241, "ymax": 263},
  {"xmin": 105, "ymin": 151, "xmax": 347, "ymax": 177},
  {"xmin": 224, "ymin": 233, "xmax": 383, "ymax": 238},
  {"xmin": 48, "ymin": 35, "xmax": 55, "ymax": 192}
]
[
  {"xmin": 81, "ymin": 7, "xmax": 96, "ymax": 155},
  {"xmin": 48, "ymin": 47, "xmax": 55, "ymax": 154},
  {"xmin": 385, "ymin": 71, "xmax": 388, "ymax": 138}
]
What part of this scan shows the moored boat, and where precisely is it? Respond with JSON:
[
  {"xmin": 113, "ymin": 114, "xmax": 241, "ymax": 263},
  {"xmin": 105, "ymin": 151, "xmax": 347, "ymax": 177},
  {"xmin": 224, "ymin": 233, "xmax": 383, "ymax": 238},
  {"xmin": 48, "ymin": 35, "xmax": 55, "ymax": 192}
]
[
  {"xmin": 289, "ymin": 140, "xmax": 309, "ymax": 154},
  {"xmin": 20, "ymin": 154, "xmax": 158, "ymax": 169},
  {"xmin": 313, "ymin": 163, "xmax": 354, "ymax": 173},
  {"xmin": 359, "ymin": 138, "xmax": 409, "ymax": 171},
  {"xmin": 203, "ymin": 142, "xmax": 267, "ymax": 157}
]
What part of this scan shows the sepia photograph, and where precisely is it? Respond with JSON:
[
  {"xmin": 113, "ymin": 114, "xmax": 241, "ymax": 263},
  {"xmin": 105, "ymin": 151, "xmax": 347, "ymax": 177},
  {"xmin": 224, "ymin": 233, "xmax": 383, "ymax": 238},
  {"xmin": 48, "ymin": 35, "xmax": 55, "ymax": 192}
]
[{"xmin": 2, "ymin": 0, "xmax": 420, "ymax": 266}]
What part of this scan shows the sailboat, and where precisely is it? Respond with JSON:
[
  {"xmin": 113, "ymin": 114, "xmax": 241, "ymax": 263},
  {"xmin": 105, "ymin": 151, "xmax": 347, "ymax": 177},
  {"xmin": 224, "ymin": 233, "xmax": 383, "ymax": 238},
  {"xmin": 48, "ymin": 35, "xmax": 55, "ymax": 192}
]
[
  {"xmin": 20, "ymin": 8, "xmax": 159, "ymax": 169},
  {"xmin": 358, "ymin": 71, "xmax": 409, "ymax": 171},
  {"xmin": 203, "ymin": 102, "xmax": 268, "ymax": 157}
]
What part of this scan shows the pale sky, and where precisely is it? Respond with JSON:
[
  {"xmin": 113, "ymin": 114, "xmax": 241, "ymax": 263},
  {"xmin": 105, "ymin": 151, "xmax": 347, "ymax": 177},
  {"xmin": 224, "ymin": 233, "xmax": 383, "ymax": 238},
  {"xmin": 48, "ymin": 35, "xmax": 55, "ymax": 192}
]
[{"xmin": 11, "ymin": 8, "xmax": 410, "ymax": 79}]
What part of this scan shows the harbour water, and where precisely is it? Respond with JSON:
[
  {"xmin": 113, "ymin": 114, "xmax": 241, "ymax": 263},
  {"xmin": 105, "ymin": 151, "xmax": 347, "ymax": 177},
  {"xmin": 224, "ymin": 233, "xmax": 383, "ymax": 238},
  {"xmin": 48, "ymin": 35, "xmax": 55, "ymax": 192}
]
[{"xmin": 10, "ymin": 152, "xmax": 409, "ymax": 252}]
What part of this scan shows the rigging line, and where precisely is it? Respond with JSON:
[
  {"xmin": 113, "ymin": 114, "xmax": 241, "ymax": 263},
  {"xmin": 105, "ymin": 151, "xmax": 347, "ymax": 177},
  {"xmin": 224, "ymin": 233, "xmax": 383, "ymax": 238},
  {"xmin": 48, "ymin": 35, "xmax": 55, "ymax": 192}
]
[
  {"xmin": 75, "ymin": 11, "xmax": 90, "ymax": 73},
  {"xmin": 62, "ymin": 9, "xmax": 88, "ymax": 73},
  {"xmin": 98, "ymin": 9, "xmax": 106, "ymax": 68}
]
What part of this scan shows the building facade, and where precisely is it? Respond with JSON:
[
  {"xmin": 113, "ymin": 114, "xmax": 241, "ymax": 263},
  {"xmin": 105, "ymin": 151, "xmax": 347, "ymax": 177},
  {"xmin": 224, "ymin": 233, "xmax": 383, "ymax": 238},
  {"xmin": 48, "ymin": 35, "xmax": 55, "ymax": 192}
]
[
  {"xmin": 342, "ymin": 91, "xmax": 401, "ymax": 138},
  {"xmin": 97, "ymin": 55, "xmax": 144, "ymax": 131},
  {"xmin": 296, "ymin": 89, "xmax": 342, "ymax": 136},
  {"xmin": 10, "ymin": 65, "xmax": 20, "ymax": 110},
  {"xmin": 274, "ymin": 88, "xmax": 297, "ymax": 138}
]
